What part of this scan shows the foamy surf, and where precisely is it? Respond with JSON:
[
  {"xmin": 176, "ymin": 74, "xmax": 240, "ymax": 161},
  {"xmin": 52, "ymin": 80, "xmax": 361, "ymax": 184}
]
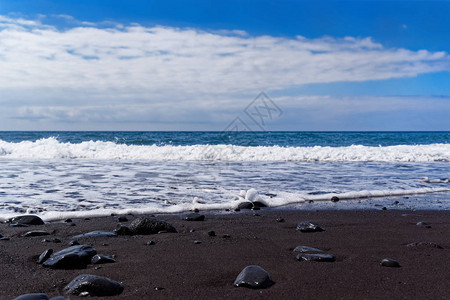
[{"xmin": 0, "ymin": 138, "xmax": 449, "ymax": 162}]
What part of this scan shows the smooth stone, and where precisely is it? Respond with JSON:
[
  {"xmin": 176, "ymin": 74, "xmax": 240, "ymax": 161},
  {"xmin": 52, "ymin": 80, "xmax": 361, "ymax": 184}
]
[
  {"xmin": 296, "ymin": 253, "xmax": 335, "ymax": 262},
  {"xmin": 331, "ymin": 196, "xmax": 340, "ymax": 202},
  {"xmin": 118, "ymin": 216, "xmax": 128, "ymax": 222},
  {"xmin": 293, "ymin": 246, "xmax": 324, "ymax": 253},
  {"xmin": 296, "ymin": 221, "xmax": 325, "ymax": 232},
  {"xmin": 194, "ymin": 240, "xmax": 201, "ymax": 244},
  {"xmin": 416, "ymin": 221, "xmax": 431, "ymax": 228},
  {"xmin": 13, "ymin": 293, "xmax": 49, "ymax": 300},
  {"xmin": 276, "ymin": 217, "xmax": 285, "ymax": 223},
  {"xmin": 38, "ymin": 248, "xmax": 53, "ymax": 264},
  {"xmin": 253, "ymin": 201, "xmax": 267, "ymax": 208},
  {"xmin": 10, "ymin": 223, "xmax": 29, "ymax": 227},
  {"xmin": 91, "ymin": 254, "xmax": 116, "ymax": 264},
  {"xmin": 234, "ymin": 265, "xmax": 273, "ymax": 289},
  {"xmin": 126, "ymin": 217, "xmax": 177, "ymax": 235},
  {"xmin": 222, "ymin": 234, "xmax": 231, "ymax": 238},
  {"xmin": 64, "ymin": 274, "xmax": 124, "ymax": 296},
  {"xmin": 237, "ymin": 201, "xmax": 253, "ymax": 210},
  {"xmin": 42, "ymin": 238, "xmax": 61, "ymax": 243},
  {"xmin": 64, "ymin": 219, "xmax": 72, "ymax": 223},
  {"xmin": 406, "ymin": 242, "xmax": 444, "ymax": 249},
  {"xmin": 1, "ymin": 236, "xmax": 10, "ymax": 241},
  {"xmin": 207, "ymin": 230, "xmax": 216, "ymax": 237},
  {"xmin": 43, "ymin": 245, "xmax": 97, "ymax": 269},
  {"xmin": 184, "ymin": 213, "xmax": 205, "ymax": 221},
  {"xmin": 7, "ymin": 215, "xmax": 44, "ymax": 225},
  {"xmin": 69, "ymin": 240, "xmax": 80, "ymax": 246},
  {"xmin": 73, "ymin": 231, "xmax": 117, "ymax": 239},
  {"xmin": 23, "ymin": 230, "xmax": 51, "ymax": 237},
  {"xmin": 146, "ymin": 240, "xmax": 156, "ymax": 245},
  {"xmin": 381, "ymin": 258, "xmax": 400, "ymax": 268}
]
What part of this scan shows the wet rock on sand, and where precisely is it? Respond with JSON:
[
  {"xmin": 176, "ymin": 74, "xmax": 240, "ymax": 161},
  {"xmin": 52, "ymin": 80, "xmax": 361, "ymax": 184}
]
[
  {"xmin": 23, "ymin": 230, "xmax": 51, "ymax": 237},
  {"xmin": 293, "ymin": 246, "xmax": 324, "ymax": 253},
  {"xmin": 73, "ymin": 231, "xmax": 117, "ymax": 239},
  {"xmin": 64, "ymin": 274, "xmax": 124, "ymax": 296},
  {"xmin": 7, "ymin": 215, "xmax": 44, "ymax": 226},
  {"xmin": 296, "ymin": 221, "xmax": 325, "ymax": 232},
  {"xmin": 234, "ymin": 265, "xmax": 273, "ymax": 289},
  {"xmin": 296, "ymin": 253, "xmax": 335, "ymax": 262},
  {"xmin": 184, "ymin": 213, "xmax": 205, "ymax": 221},
  {"xmin": 38, "ymin": 248, "xmax": 53, "ymax": 264},
  {"xmin": 115, "ymin": 217, "xmax": 177, "ymax": 235},
  {"xmin": 13, "ymin": 294, "xmax": 69, "ymax": 300},
  {"xmin": 43, "ymin": 245, "xmax": 97, "ymax": 269},
  {"xmin": 381, "ymin": 258, "xmax": 400, "ymax": 268}
]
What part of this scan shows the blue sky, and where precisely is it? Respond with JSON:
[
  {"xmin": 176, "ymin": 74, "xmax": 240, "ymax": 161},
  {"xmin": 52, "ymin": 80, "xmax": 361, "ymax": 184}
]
[{"xmin": 0, "ymin": 0, "xmax": 449, "ymax": 130}]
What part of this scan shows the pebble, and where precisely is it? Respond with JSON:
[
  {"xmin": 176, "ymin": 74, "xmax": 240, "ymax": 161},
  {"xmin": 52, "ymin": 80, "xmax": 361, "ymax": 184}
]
[
  {"xmin": 91, "ymin": 254, "xmax": 116, "ymax": 264},
  {"xmin": 276, "ymin": 217, "xmax": 285, "ymax": 223},
  {"xmin": 331, "ymin": 196, "xmax": 339, "ymax": 202},
  {"xmin": 194, "ymin": 240, "xmax": 201, "ymax": 244},
  {"xmin": 23, "ymin": 230, "xmax": 51, "ymax": 237},
  {"xmin": 7, "ymin": 215, "xmax": 44, "ymax": 226},
  {"xmin": 43, "ymin": 245, "xmax": 97, "ymax": 269},
  {"xmin": 184, "ymin": 213, "xmax": 205, "ymax": 221},
  {"xmin": 42, "ymin": 238, "xmax": 61, "ymax": 243},
  {"xmin": 146, "ymin": 240, "xmax": 156, "ymax": 245},
  {"xmin": 234, "ymin": 265, "xmax": 273, "ymax": 289},
  {"xmin": 237, "ymin": 201, "xmax": 253, "ymax": 210},
  {"xmin": 64, "ymin": 274, "xmax": 124, "ymax": 296},
  {"xmin": 296, "ymin": 253, "xmax": 335, "ymax": 262},
  {"xmin": 0, "ymin": 236, "xmax": 10, "ymax": 241},
  {"xmin": 222, "ymin": 234, "xmax": 231, "ymax": 239},
  {"xmin": 73, "ymin": 231, "xmax": 117, "ymax": 239},
  {"xmin": 293, "ymin": 246, "xmax": 324, "ymax": 253},
  {"xmin": 69, "ymin": 240, "xmax": 80, "ymax": 246},
  {"xmin": 296, "ymin": 221, "xmax": 325, "ymax": 232},
  {"xmin": 64, "ymin": 219, "xmax": 72, "ymax": 223},
  {"xmin": 207, "ymin": 230, "xmax": 216, "ymax": 237},
  {"xmin": 381, "ymin": 258, "xmax": 400, "ymax": 268},
  {"xmin": 416, "ymin": 221, "xmax": 431, "ymax": 228},
  {"xmin": 116, "ymin": 217, "xmax": 177, "ymax": 235},
  {"xmin": 406, "ymin": 242, "xmax": 444, "ymax": 249},
  {"xmin": 38, "ymin": 248, "xmax": 53, "ymax": 264}
]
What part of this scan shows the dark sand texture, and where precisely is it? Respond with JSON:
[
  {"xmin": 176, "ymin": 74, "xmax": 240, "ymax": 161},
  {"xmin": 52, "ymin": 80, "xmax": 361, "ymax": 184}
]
[{"xmin": 1, "ymin": 209, "xmax": 449, "ymax": 299}]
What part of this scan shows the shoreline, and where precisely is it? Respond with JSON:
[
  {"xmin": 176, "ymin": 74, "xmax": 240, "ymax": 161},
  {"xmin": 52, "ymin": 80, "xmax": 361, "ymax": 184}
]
[{"xmin": 1, "ymin": 208, "xmax": 449, "ymax": 299}]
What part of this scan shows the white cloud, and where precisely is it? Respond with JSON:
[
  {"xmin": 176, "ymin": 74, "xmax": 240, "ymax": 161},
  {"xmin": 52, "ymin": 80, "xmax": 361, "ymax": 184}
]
[{"xmin": 0, "ymin": 15, "xmax": 449, "ymax": 130}]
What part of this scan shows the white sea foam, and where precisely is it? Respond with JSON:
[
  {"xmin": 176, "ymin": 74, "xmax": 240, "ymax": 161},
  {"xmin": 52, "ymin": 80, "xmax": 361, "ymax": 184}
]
[{"xmin": 0, "ymin": 138, "xmax": 449, "ymax": 162}]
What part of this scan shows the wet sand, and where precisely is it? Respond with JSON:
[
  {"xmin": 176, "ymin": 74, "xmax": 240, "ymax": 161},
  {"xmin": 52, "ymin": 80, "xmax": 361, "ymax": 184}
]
[{"xmin": 1, "ymin": 209, "xmax": 449, "ymax": 299}]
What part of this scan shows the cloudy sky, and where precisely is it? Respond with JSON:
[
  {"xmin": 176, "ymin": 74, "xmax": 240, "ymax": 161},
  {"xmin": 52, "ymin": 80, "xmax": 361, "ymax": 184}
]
[{"xmin": 1, "ymin": 0, "xmax": 449, "ymax": 131}]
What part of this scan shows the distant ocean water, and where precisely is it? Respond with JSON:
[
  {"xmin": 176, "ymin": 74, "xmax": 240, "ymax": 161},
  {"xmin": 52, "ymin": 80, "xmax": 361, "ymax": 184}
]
[{"xmin": 0, "ymin": 131, "xmax": 449, "ymax": 220}]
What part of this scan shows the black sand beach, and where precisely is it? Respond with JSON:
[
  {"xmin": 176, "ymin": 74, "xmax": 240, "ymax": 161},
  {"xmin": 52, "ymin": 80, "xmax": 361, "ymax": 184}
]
[{"xmin": 1, "ymin": 209, "xmax": 449, "ymax": 299}]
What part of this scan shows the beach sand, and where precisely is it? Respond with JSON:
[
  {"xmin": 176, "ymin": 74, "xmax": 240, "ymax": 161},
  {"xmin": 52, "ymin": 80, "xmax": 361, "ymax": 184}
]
[{"xmin": 1, "ymin": 208, "xmax": 449, "ymax": 299}]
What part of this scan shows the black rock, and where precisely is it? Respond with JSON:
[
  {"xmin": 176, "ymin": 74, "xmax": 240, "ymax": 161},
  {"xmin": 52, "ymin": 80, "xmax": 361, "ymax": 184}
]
[
  {"xmin": 194, "ymin": 240, "xmax": 201, "ymax": 244},
  {"xmin": 38, "ymin": 248, "xmax": 53, "ymax": 264},
  {"xmin": 146, "ymin": 240, "xmax": 156, "ymax": 245},
  {"xmin": 64, "ymin": 274, "xmax": 124, "ymax": 296},
  {"xmin": 12, "ymin": 293, "xmax": 49, "ymax": 300},
  {"xmin": 49, "ymin": 297, "xmax": 70, "ymax": 300},
  {"xmin": 184, "ymin": 213, "xmax": 205, "ymax": 221},
  {"xmin": 237, "ymin": 201, "xmax": 253, "ymax": 210},
  {"xmin": 64, "ymin": 219, "xmax": 72, "ymax": 223},
  {"xmin": 276, "ymin": 217, "xmax": 285, "ymax": 223},
  {"xmin": 293, "ymin": 246, "xmax": 323, "ymax": 253},
  {"xmin": 118, "ymin": 216, "xmax": 128, "ymax": 222},
  {"xmin": 7, "ymin": 215, "xmax": 44, "ymax": 225},
  {"xmin": 222, "ymin": 234, "xmax": 231, "ymax": 239},
  {"xmin": 91, "ymin": 254, "xmax": 116, "ymax": 264},
  {"xmin": 10, "ymin": 223, "xmax": 29, "ymax": 227},
  {"xmin": 207, "ymin": 230, "xmax": 216, "ymax": 237},
  {"xmin": 69, "ymin": 240, "xmax": 80, "ymax": 246},
  {"xmin": 296, "ymin": 221, "xmax": 325, "ymax": 232},
  {"xmin": 114, "ymin": 224, "xmax": 133, "ymax": 235},
  {"xmin": 43, "ymin": 245, "xmax": 97, "ymax": 269},
  {"xmin": 234, "ymin": 265, "xmax": 273, "ymax": 289},
  {"xmin": 1, "ymin": 236, "xmax": 10, "ymax": 241},
  {"xmin": 406, "ymin": 242, "xmax": 444, "ymax": 249},
  {"xmin": 253, "ymin": 201, "xmax": 267, "ymax": 208},
  {"xmin": 296, "ymin": 253, "xmax": 335, "ymax": 262},
  {"xmin": 42, "ymin": 238, "xmax": 61, "ymax": 243},
  {"xmin": 127, "ymin": 217, "xmax": 177, "ymax": 235},
  {"xmin": 416, "ymin": 221, "xmax": 431, "ymax": 228},
  {"xmin": 73, "ymin": 231, "xmax": 117, "ymax": 239},
  {"xmin": 331, "ymin": 196, "xmax": 339, "ymax": 202},
  {"xmin": 381, "ymin": 258, "xmax": 400, "ymax": 268},
  {"xmin": 23, "ymin": 230, "xmax": 51, "ymax": 237}
]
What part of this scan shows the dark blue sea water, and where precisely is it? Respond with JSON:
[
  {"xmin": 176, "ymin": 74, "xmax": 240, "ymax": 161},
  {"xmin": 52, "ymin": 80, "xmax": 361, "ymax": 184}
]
[
  {"xmin": 0, "ymin": 131, "xmax": 449, "ymax": 146},
  {"xmin": 0, "ymin": 131, "xmax": 449, "ymax": 220}
]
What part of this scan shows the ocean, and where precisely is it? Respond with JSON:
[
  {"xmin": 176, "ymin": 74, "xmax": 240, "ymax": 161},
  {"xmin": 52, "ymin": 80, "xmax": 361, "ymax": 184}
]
[{"xmin": 0, "ymin": 131, "xmax": 449, "ymax": 221}]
